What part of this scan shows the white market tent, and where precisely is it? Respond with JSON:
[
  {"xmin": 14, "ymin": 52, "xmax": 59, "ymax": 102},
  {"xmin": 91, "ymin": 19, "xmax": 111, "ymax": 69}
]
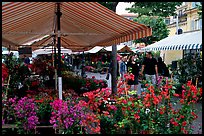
[
  {"xmin": 141, "ymin": 30, "xmax": 202, "ymax": 51},
  {"xmin": 104, "ymin": 43, "xmax": 133, "ymax": 52},
  {"xmin": 2, "ymin": 50, "xmax": 19, "ymax": 56},
  {"xmin": 84, "ymin": 46, "xmax": 104, "ymax": 54},
  {"xmin": 33, "ymin": 46, "xmax": 72, "ymax": 55}
]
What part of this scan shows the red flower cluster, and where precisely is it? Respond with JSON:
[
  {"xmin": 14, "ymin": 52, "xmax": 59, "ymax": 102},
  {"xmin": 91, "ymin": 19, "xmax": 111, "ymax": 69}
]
[
  {"xmin": 142, "ymin": 85, "xmax": 162, "ymax": 107},
  {"xmin": 80, "ymin": 110, "xmax": 100, "ymax": 134},
  {"xmin": 177, "ymin": 81, "xmax": 202, "ymax": 105},
  {"xmin": 31, "ymin": 80, "xmax": 40, "ymax": 87},
  {"xmin": 170, "ymin": 118, "xmax": 179, "ymax": 126},
  {"xmin": 2, "ymin": 64, "xmax": 8, "ymax": 82},
  {"xmin": 83, "ymin": 88, "xmax": 112, "ymax": 112},
  {"xmin": 124, "ymin": 73, "xmax": 134, "ymax": 81}
]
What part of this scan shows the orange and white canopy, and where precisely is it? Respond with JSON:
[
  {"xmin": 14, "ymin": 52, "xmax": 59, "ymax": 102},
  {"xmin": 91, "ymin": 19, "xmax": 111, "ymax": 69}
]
[{"xmin": 2, "ymin": 2, "xmax": 152, "ymax": 51}]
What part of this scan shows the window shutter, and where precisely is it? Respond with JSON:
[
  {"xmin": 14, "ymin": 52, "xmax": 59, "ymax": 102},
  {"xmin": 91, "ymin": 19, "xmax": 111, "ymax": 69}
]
[
  {"xmin": 199, "ymin": 19, "xmax": 202, "ymax": 29},
  {"xmin": 191, "ymin": 20, "xmax": 195, "ymax": 31}
]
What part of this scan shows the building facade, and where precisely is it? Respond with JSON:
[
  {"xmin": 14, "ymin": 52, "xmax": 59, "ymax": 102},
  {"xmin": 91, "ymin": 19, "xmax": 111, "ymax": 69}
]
[{"xmin": 161, "ymin": 2, "xmax": 202, "ymax": 64}]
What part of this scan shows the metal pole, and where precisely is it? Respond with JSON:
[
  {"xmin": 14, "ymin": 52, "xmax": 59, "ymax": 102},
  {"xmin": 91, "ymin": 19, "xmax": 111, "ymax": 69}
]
[
  {"xmin": 111, "ymin": 44, "xmax": 117, "ymax": 94},
  {"xmin": 81, "ymin": 51, "xmax": 86, "ymax": 78},
  {"xmin": 176, "ymin": 15, "xmax": 178, "ymax": 35},
  {"xmin": 53, "ymin": 35, "xmax": 58, "ymax": 91},
  {"xmin": 56, "ymin": 3, "xmax": 62, "ymax": 100}
]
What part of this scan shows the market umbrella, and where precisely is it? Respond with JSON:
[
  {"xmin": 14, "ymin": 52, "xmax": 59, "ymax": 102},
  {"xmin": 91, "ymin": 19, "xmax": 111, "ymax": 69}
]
[{"xmin": 3, "ymin": 2, "xmax": 152, "ymax": 99}]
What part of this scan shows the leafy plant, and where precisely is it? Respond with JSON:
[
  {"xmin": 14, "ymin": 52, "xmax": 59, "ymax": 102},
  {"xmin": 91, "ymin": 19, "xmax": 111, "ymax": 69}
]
[
  {"xmin": 133, "ymin": 16, "xmax": 170, "ymax": 45},
  {"xmin": 171, "ymin": 52, "xmax": 202, "ymax": 94},
  {"xmin": 49, "ymin": 98, "xmax": 86, "ymax": 134},
  {"xmin": 79, "ymin": 73, "xmax": 202, "ymax": 134},
  {"xmin": 3, "ymin": 97, "xmax": 39, "ymax": 134},
  {"xmin": 62, "ymin": 71, "xmax": 108, "ymax": 94},
  {"xmin": 127, "ymin": 2, "xmax": 182, "ymax": 17},
  {"xmin": 196, "ymin": 2, "xmax": 202, "ymax": 19}
]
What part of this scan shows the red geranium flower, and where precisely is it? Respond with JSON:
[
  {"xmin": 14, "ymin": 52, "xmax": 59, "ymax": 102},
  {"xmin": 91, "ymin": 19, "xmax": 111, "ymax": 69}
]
[
  {"xmin": 182, "ymin": 121, "xmax": 187, "ymax": 126},
  {"xmin": 134, "ymin": 113, "xmax": 140, "ymax": 119},
  {"xmin": 173, "ymin": 93, "xmax": 180, "ymax": 97},
  {"xmin": 180, "ymin": 115, "xmax": 185, "ymax": 118}
]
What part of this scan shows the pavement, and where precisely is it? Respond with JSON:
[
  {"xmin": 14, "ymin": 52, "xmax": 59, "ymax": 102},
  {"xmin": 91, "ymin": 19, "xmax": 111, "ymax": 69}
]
[{"xmin": 80, "ymin": 70, "xmax": 202, "ymax": 134}]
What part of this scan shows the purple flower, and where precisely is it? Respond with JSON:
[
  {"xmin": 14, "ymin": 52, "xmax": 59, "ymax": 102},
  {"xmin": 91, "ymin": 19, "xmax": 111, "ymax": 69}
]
[
  {"xmin": 2, "ymin": 119, "xmax": 5, "ymax": 125},
  {"xmin": 7, "ymin": 97, "xmax": 39, "ymax": 132},
  {"xmin": 49, "ymin": 99, "xmax": 86, "ymax": 131}
]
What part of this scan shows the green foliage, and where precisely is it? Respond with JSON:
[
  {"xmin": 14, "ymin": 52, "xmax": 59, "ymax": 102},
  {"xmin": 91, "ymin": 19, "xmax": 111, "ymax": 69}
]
[
  {"xmin": 3, "ymin": 55, "xmax": 32, "ymax": 98},
  {"xmin": 126, "ymin": 2, "xmax": 182, "ymax": 17},
  {"xmin": 133, "ymin": 16, "xmax": 170, "ymax": 45},
  {"xmin": 171, "ymin": 52, "xmax": 202, "ymax": 93},
  {"xmin": 98, "ymin": 2, "xmax": 119, "ymax": 12},
  {"xmin": 35, "ymin": 99, "xmax": 52, "ymax": 126},
  {"xmin": 62, "ymin": 71, "xmax": 108, "ymax": 94},
  {"xmin": 197, "ymin": 2, "xmax": 202, "ymax": 19}
]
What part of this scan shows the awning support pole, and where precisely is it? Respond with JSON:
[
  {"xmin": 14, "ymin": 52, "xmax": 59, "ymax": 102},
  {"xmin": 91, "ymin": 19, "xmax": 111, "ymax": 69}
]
[
  {"xmin": 111, "ymin": 44, "xmax": 117, "ymax": 94},
  {"xmin": 53, "ymin": 34, "xmax": 58, "ymax": 91},
  {"xmin": 81, "ymin": 51, "xmax": 86, "ymax": 78},
  {"xmin": 56, "ymin": 3, "xmax": 62, "ymax": 100}
]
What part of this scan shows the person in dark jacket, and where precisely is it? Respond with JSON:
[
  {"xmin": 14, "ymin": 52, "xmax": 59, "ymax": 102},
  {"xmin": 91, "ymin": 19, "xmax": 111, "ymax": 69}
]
[
  {"xmin": 140, "ymin": 52, "xmax": 158, "ymax": 85},
  {"xmin": 24, "ymin": 55, "xmax": 30, "ymax": 65},
  {"xmin": 127, "ymin": 55, "xmax": 140, "ymax": 90},
  {"xmin": 157, "ymin": 57, "xmax": 169, "ymax": 77}
]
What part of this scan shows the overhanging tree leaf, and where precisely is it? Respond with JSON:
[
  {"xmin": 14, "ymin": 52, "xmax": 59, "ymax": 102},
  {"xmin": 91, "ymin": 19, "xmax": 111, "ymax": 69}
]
[
  {"xmin": 126, "ymin": 2, "xmax": 182, "ymax": 17},
  {"xmin": 133, "ymin": 16, "xmax": 170, "ymax": 45},
  {"xmin": 98, "ymin": 2, "xmax": 119, "ymax": 12},
  {"xmin": 197, "ymin": 2, "xmax": 202, "ymax": 19}
]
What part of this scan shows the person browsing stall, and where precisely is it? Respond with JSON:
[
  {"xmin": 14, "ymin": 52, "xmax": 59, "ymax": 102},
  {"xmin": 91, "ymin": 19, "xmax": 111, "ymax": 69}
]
[{"xmin": 139, "ymin": 52, "xmax": 158, "ymax": 85}]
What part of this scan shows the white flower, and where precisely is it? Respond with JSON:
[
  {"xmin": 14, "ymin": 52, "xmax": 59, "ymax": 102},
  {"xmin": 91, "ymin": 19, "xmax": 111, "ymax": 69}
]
[
  {"xmin": 109, "ymin": 102, "xmax": 112, "ymax": 105},
  {"xmin": 18, "ymin": 83, "xmax": 23, "ymax": 89},
  {"xmin": 145, "ymin": 108, "xmax": 150, "ymax": 114},
  {"xmin": 107, "ymin": 98, "xmax": 110, "ymax": 101},
  {"xmin": 103, "ymin": 100, "xmax": 108, "ymax": 104}
]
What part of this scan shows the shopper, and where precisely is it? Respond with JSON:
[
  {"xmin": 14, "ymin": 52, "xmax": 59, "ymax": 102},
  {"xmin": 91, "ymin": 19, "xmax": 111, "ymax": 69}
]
[
  {"xmin": 127, "ymin": 55, "xmax": 140, "ymax": 90},
  {"xmin": 120, "ymin": 56, "xmax": 128, "ymax": 81},
  {"xmin": 157, "ymin": 57, "xmax": 169, "ymax": 79},
  {"xmin": 24, "ymin": 55, "xmax": 30, "ymax": 65},
  {"xmin": 139, "ymin": 52, "xmax": 158, "ymax": 85}
]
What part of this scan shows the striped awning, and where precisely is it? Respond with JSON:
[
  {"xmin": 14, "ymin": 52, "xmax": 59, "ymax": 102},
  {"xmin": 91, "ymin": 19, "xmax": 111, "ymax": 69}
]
[
  {"xmin": 2, "ymin": 2, "xmax": 152, "ymax": 51},
  {"xmin": 141, "ymin": 30, "xmax": 202, "ymax": 51}
]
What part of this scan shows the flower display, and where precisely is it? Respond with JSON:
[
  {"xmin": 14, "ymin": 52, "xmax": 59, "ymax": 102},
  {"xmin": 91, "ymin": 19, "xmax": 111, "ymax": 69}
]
[
  {"xmin": 49, "ymin": 98, "xmax": 86, "ymax": 134},
  {"xmin": 2, "ymin": 63, "xmax": 9, "ymax": 86},
  {"xmin": 79, "ymin": 73, "xmax": 202, "ymax": 134},
  {"xmin": 3, "ymin": 97, "xmax": 39, "ymax": 134},
  {"xmin": 2, "ymin": 65, "xmax": 202, "ymax": 134}
]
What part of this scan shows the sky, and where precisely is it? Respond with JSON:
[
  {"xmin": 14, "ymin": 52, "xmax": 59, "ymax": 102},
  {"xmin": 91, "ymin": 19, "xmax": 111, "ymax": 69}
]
[{"xmin": 116, "ymin": 2, "xmax": 133, "ymax": 15}]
